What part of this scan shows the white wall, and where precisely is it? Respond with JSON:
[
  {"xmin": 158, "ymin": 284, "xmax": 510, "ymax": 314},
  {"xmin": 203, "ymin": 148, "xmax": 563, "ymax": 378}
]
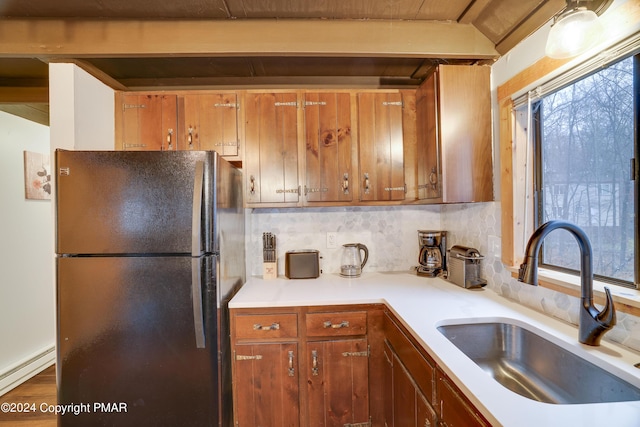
[
  {"xmin": 49, "ymin": 63, "xmax": 115, "ymax": 151},
  {"xmin": 0, "ymin": 111, "xmax": 55, "ymax": 393}
]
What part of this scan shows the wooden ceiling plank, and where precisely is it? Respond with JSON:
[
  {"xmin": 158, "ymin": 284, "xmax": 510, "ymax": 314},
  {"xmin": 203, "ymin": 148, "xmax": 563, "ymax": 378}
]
[
  {"xmin": 0, "ymin": 87, "xmax": 49, "ymax": 103},
  {"xmin": 0, "ymin": 19, "xmax": 499, "ymax": 59},
  {"xmin": 459, "ymin": 0, "xmax": 493, "ymax": 24},
  {"xmin": 494, "ymin": 0, "xmax": 564, "ymax": 54}
]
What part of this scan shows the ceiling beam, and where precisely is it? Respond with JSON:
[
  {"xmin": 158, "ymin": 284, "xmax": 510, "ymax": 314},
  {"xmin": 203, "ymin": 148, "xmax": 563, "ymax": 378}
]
[
  {"xmin": 0, "ymin": 18, "xmax": 499, "ymax": 60},
  {"xmin": 0, "ymin": 86, "xmax": 48, "ymax": 103}
]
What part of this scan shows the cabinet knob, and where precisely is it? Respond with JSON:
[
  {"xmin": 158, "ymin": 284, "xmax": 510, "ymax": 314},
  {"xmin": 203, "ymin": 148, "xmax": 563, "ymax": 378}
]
[
  {"xmin": 288, "ymin": 351, "xmax": 295, "ymax": 377},
  {"xmin": 166, "ymin": 129, "xmax": 173, "ymax": 150},
  {"xmin": 311, "ymin": 350, "xmax": 319, "ymax": 376},
  {"xmin": 429, "ymin": 167, "xmax": 438, "ymax": 190},
  {"xmin": 249, "ymin": 175, "xmax": 256, "ymax": 195},
  {"xmin": 323, "ymin": 320, "xmax": 349, "ymax": 329},
  {"xmin": 253, "ymin": 322, "xmax": 280, "ymax": 331},
  {"xmin": 342, "ymin": 173, "xmax": 349, "ymax": 194}
]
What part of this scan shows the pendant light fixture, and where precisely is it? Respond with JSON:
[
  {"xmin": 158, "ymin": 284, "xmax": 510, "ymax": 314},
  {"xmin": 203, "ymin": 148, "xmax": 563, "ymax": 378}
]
[{"xmin": 545, "ymin": 0, "xmax": 610, "ymax": 59}]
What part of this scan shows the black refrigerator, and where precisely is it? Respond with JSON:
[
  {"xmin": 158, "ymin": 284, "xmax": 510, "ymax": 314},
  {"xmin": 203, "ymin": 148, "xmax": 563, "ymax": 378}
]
[{"xmin": 55, "ymin": 150, "xmax": 245, "ymax": 427}]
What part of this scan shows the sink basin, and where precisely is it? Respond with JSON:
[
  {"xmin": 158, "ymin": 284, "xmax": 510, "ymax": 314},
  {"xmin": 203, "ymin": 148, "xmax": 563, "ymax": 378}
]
[{"xmin": 437, "ymin": 321, "xmax": 640, "ymax": 404}]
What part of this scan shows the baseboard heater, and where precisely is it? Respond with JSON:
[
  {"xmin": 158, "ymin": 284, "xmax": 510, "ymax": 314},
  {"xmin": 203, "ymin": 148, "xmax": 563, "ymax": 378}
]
[{"xmin": 0, "ymin": 345, "xmax": 55, "ymax": 396}]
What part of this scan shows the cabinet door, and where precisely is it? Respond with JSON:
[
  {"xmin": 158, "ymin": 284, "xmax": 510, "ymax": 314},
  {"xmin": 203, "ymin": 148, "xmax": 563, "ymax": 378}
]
[
  {"xmin": 307, "ymin": 338, "xmax": 369, "ymax": 427},
  {"xmin": 438, "ymin": 65, "xmax": 493, "ymax": 203},
  {"xmin": 415, "ymin": 74, "xmax": 441, "ymax": 201},
  {"xmin": 417, "ymin": 389, "xmax": 437, "ymax": 427},
  {"xmin": 357, "ymin": 92, "xmax": 405, "ymax": 201},
  {"xmin": 245, "ymin": 92, "xmax": 300, "ymax": 204},
  {"xmin": 383, "ymin": 341, "xmax": 394, "ymax": 427},
  {"xmin": 121, "ymin": 94, "xmax": 177, "ymax": 151},
  {"xmin": 303, "ymin": 93, "xmax": 353, "ymax": 202},
  {"xmin": 233, "ymin": 342, "xmax": 300, "ymax": 427},
  {"xmin": 182, "ymin": 93, "xmax": 239, "ymax": 156},
  {"xmin": 437, "ymin": 369, "xmax": 490, "ymax": 427},
  {"xmin": 393, "ymin": 352, "xmax": 417, "ymax": 427}
]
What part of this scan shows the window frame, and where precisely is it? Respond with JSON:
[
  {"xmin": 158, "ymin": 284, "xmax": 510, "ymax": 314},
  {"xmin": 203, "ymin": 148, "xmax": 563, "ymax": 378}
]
[{"xmin": 530, "ymin": 54, "xmax": 639, "ymax": 288}]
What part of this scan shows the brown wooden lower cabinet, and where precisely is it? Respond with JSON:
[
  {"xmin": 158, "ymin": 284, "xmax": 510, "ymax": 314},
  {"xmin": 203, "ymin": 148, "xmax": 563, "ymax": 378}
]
[
  {"xmin": 231, "ymin": 306, "xmax": 489, "ymax": 427},
  {"xmin": 436, "ymin": 368, "xmax": 491, "ymax": 427},
  {"xmin": 307, "ymin": 338, "xmax": 370, "ymax": 427},
  {"xmin": 231, "ymin": 305, "xmax": 383, "ymax": 427},
  {"xmin": 384, "ymin": 310, "xmax": 490, "ymax": 427},
  {"xmin": 233, "ymin": 342, "xmax": 300, "ymax": 427}
]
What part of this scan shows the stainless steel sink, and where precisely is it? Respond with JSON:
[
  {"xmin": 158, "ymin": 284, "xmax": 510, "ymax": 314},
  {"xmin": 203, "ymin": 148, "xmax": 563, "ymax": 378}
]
[{"xmin": 437, "ymin": 321, "xmax": 640, "ymax": 404}]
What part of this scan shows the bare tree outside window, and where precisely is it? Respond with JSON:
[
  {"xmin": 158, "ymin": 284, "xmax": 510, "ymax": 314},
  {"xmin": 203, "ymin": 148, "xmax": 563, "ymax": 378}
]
[{"xmin": 538, "ymin": 56, "xmax": 635, "ymax": 285}]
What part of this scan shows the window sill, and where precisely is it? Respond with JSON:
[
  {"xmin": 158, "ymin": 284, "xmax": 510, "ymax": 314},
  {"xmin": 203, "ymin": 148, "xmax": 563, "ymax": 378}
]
[{"xmin": 508, "ymin": 267, "xmax": 640, "ymax": 317}]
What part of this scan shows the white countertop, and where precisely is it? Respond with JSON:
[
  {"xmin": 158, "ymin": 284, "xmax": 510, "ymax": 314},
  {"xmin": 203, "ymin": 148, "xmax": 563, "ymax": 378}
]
[{"xmin": 230, "ymin": 272, "xmax": 640, "ymax": 427}]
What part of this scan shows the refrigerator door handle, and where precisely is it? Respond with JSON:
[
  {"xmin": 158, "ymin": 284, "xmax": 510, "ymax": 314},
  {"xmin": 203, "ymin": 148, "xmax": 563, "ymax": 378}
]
[
  {"xmin": 192, "ymin": 161, "xmax": 206, "ymax": 348},
  {"xmin": 192, "ymin": 259, "xmax": 206, "ymax": 348},
  {"xmin": 192, "ymin": 160, "xmax": 204, "ymax": 256}
]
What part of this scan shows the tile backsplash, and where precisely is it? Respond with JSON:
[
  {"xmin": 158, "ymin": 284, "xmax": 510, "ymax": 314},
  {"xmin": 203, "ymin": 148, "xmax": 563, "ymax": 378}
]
[
  {"xmin": 246, "ymin": 205, "xmax": 441, "ymax": 277},
  {"xmin": 245, "ymin": 201, "xmax": 640, "ymax": 352}
]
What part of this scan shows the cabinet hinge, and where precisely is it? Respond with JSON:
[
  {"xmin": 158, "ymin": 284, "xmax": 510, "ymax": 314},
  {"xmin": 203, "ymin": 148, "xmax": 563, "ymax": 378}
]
[
  {"xmin": 342, "ymin": 345, "xmax": 370, "ymax": 358},
  {"xmin": 214, "ymin": 102, "xmax": 239, "ymax": 109},
  {"xmin": 235, "ymin": 354, "xmax": 263, "ymax": 361},
  {"xmin": 382, "ymin": 101, "xmax": 404, "ymax": 107},
  {"xmin": 304, "ymin": 101, "xmax": 327, "ymax": 107},
  {"xmin": 123, "ymin": 104, "xmax": 146, "ymax": 110},
  {"xmin": 214, "ymin": 141, "xmax": 240, "ymax": 147},
  {"xmin": 274, "ymin": 101, "xmax": 299, "ymax": 107},
  {"xmin": 344, "ymin": 419, "xmax": 371, "ymax": 427}
]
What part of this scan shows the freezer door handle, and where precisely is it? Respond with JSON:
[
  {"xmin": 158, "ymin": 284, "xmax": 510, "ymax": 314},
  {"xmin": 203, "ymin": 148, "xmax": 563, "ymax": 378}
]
[
  {"xmin": 192, "ymin": 161, "xmax": 206, "ymax": 348},
  {"xmin": 192, "ymin": 161, "xmax": 204, "ymax": 256},
  {"xmin": 192, "ymin": 258, "xmax": 206, "ymax": 348}
]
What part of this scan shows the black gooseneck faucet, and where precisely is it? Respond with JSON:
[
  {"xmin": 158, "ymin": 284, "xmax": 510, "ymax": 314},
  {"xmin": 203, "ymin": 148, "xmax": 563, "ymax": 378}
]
[{"xmin": 518, "ymin": 220, "xmax": 616, "ymax": 346}]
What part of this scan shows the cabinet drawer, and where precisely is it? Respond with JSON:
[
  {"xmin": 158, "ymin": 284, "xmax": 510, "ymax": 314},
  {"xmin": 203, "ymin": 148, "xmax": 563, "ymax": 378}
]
[
  {"xmin": 306, "ymin": 311, "xmax": 367, "ymax": 337},
  {"xmin": 235, "ymin": 313, "xmax": 298, "ymax": 339}
]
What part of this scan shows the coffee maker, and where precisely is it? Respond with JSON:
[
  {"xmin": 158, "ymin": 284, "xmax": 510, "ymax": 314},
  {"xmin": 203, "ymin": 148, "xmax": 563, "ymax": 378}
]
[{"xmin": 417, "ymin": 230, "xmax": 447, "ymax": 277}]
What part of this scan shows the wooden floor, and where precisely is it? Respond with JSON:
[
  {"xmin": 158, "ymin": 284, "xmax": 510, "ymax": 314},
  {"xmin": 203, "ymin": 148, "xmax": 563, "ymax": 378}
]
[{"xmin": 0, "ymin": 366, "xmax": 56, "ymax": 426}]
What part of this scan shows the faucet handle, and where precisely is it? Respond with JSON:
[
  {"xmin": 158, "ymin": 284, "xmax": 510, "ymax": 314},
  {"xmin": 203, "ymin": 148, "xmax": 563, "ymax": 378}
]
[{"xmin": 597, "ymin": 287, "xmax": 616, "ymax": 327}]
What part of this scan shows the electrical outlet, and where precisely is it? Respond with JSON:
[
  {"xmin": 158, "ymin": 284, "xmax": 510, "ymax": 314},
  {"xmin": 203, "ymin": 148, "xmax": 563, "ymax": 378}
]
[
  {"xmin": 488, "ymin": 235, "xmax": 501, "ymax": 258},
  {"xmin": 327, "ymin": 232, "xmax": 338, "ymax": 249}
]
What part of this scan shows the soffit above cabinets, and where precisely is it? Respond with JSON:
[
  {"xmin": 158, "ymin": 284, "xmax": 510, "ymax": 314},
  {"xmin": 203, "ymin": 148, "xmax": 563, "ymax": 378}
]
[{"xmin": 0, "ymin": 0, "xmax": 613, "ymax": 124}]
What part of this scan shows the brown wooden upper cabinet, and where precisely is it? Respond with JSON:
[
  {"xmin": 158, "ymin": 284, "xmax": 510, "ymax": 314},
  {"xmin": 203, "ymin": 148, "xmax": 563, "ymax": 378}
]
[
  {"xmin": 416, "ymin": 65, "xmax": 493, "ymax": 203},
  {"xmin": 244, "ymin": 92, "xmax": 300, "ymax": 205},
  {"xmin": 119, "ymin": 93, "xmax": 177, "ymax": 151},
  {"xmin": 181, "ymin": 93, "xmax": 240, "ymax": 155},
  {"xmin": 303, "ymin": 93, "xmax": 353, "ymax": 203},
  {"xmin": 357, "ymin": 92, "xmax": 406, "ymax": 202}
]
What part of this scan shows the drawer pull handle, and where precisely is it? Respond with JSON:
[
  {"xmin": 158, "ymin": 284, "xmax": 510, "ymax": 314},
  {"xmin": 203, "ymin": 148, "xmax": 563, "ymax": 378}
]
[
  {"xmin": 312, "ymin": 350, "xmax": 319, "ymax": 376},
  {"xmin": 253, "ymin": 322, "xmax": 280, "ymax": 331},
  {"xmin": 236, "ymin": 354, "xmax": 263, "ymax": 361},
  {"xmin": 288, "ymin": 351, "xmax": 295, "ymax": 377},
  {"xmin": 323, "ymin": 320, "xmax": 349, "ymax": 329}
]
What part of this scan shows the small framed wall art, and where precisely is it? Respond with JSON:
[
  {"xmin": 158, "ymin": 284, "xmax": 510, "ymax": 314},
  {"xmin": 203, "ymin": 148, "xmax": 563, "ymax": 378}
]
[{"xmin": 23, "ymin": 150, "xmax": 51, "ymax": 200}]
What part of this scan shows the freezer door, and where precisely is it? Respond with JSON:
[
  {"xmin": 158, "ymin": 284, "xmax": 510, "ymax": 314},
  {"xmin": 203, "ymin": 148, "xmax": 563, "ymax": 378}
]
[
  {"xmin": 55, "ymin": 150, "xmax": 218, "ymax": 255},
  {"xmin": 56, "ymin": 255, "xmax": 218, "ymax": 427}
]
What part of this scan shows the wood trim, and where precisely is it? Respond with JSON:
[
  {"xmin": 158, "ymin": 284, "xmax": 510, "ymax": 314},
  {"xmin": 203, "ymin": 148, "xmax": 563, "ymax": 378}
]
[
  {"xmin": 498, "ymin": 97, "xmax": 515, "ymax": 266},
  {"xmin": 0, "ymin": 19, "xmax": 499, "ymax": 59}
]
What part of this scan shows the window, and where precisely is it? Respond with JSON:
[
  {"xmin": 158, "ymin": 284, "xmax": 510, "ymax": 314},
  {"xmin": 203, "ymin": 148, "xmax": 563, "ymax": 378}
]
[{"xmin": 533, "ymin": 54, "xmax": 638, "ymax": 288}]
